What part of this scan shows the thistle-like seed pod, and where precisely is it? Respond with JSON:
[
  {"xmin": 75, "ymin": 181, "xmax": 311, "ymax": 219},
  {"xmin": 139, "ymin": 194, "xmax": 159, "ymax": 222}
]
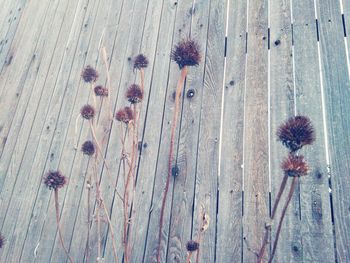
[
  {"xmin": 186, "ymin": 240, "xmax": 199, "ymax": 252},
  {"xmin": 115, "ymin": 106, "xmax": 134, "ymax": 123},
  {"xmin": 94, "ymin": 85, "xmax": 108, "ymax": 97},
  {"xmin": 43, "ymin": 170, "xmax": 67, "ymax": 190},
  {"xmin": 81, "ymin": 141, "xmax": 95, "ymax": 156},
  {"xmin": 81, "ymin": 66, "xmax": 99, "ymax": 83},
  {"xmin": 171, "ymin": 39, "xmax": 201, "ymax": 69},
  {"xmin": 126, "ymin": 84, "xmax": 143, "ymax": 104},
  {"xmin": 281, "ymin": 154, "xmax": 309, "ymax": 177},
  {"xmin": 134, "ymin": 54, "xmax": 149, "ymax": 70},
  {"xmin": 277, "ymin": 116, "xmax": 315, "ymax": 152},
  {"xmin": 80, "ymin": 104, "xmax": 95, "ymax": 120},
  {"xmin": 0, "ymin": 233, "xmax": 5, "ymax": 249}
]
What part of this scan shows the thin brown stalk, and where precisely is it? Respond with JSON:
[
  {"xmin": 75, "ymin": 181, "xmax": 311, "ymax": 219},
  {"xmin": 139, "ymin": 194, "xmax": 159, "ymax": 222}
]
[
  {"xmin": 85, "ymin": 176, "xmax": 92, "ymax": 263},
  {"xmin": 92, "ymin": 159, "xmax": 102, "ymax": 262},
  {"xmin": 54, "ymin": 189, "xmax": 74, "ymax": 263},
  {"xmin": 90, "ymin": 83, "xmax": 97, "ymax": 111},
  {"xmin": 186, "ymin": 252, "xmax": 193, "ymax": 263},
  {"xmin": 157, "ymin": 66, "xmax": 188, "ymax": 263},
  {"xmin": 101, "ymin": 46, "xmax": 113, "ymax": 120},
  {"xmin": 257, "ymin": 174, "xmax": 288, "ymax": 262},
  {"xmin": 268, "ymin": 177, "xmax": 298, "ymax": 263}
]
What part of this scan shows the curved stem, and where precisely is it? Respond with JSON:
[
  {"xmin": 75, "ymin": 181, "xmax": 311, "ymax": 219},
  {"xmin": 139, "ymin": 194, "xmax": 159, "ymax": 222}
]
[
  {"xmin": 54, "ymin": 189, "xmax": 74, "ymax": 263},
  {"xmin": 101, "ymin": 46, "xmax": 113, "ymax": 120},
  {"xmin": 157, "ymin": 66, "xmax": 188, "ymax": 263},
  {"xmin": 268, "ymin": 177, "xmax": 298, "ymax": 263}
]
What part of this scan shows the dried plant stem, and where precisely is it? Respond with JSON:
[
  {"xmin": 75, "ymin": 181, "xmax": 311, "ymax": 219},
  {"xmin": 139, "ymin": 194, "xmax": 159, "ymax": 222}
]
[
  {"xmin": 85, "ymin": 176, "xmax": 92, "ymax": 263},
  {"xmin": 54, "ymin": 189, "xmax": 74, "ymax": 263},
  {"xmin": 186, "ymin": 252, "xmax": 193, "ymax": 263},
  {"xmin": 268, "ymin": 177, "xmax": 298, "ymax": 263},
  {"xmin": 257, "ymin": 174, "xmax": 288, "ymax": 262},
  {"xmin": 157, "ymin": 66, "xmax": 188, "ymax": 263},
  {"xmin": 101, "ymin": 46, "xmax": 113, "ymax": 120},
  {"xmin": 91, "ymin": 83, "xmax": 97, "ymax": 110},
  {"xmin": 140, "ymin": 69, "xmax": 145, "ymax": 93},
  {"xmin": 92, "ymin": 159, "xmax": 102, "ymax": 262}
]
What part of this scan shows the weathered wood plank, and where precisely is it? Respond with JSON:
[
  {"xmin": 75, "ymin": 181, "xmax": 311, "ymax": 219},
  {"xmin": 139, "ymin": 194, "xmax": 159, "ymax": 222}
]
[
  {"xmin": 141, "ymin": 1, "xmax": 196, "ymax": 262},
  {"xmin": 216, "ymin": 0, "xmax": 246, "ymax": 261},
  {"xmin": 189, "ymin": 0, "xmax": 225, "ymax": 262},
  {"xmin": 165, "ymin": 0, "xmax": 210, "ymax": 262},
  {"xmin": 269, "ymin": 1, "xmax": 299, "ymax": 262},
  {"xmin": 0, "ymin": 0, "xmax": 27, "ymax": 75},
  {"xmin": 293, "ymin": 0, "xmax": 336, "ymax": 262},
  {"xmin": 127, "ymin": 1, "xmax": 178, "ymax": 262},
  {"xmin": 0, "ymin": 0, "xmax": 95, "ymax": 262},
  {"xmin": 242, "ymin": 0, "xmax": 269, "ymax": 261},
  {"xmin": 316, "ymin": 0, "xmax": 350, "ymax": 261}
]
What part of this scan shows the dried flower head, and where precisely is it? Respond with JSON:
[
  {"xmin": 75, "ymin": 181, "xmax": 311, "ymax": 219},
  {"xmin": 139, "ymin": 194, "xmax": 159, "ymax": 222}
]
[
  {"xmin": 281, "ymin": 154, "xmax": 309, "ymax": 177},
  {"xmin": 81, "ymin": 66, "xmax": 98, "ymax": 83},
  {"xmin": 126, "ymin": 84, "xmax": 143, "ymax": 103},
  {"xmin": 171, "ymin": 39, "xmax": 201, "ymax": 69},
  {"xmin": 81, "ymin": 141, "xmax": 95, "ymax": 156},
  {"xmin": 0, "ymin": 233, "xmax": 5, "ymax": 249},
  {"xmin": 80, "ymin": 104, "xmax": 95, "ymax": 120},
  {"xmin": 43, "ymin": 170, "xmax": 67, "ymax": 190},
  {"xmin": 186, "ymin": 240, "xmax": 199, "ymax": 252},
  {"xmin": 134, "ymin": 54, "xmax": 149, "ymax": 69},
  {"xmin": 277, "ymin": 116, "xmax": 315, "ymax": 152},
  {"xmin": 94, "ymin": 85, "xmax": 108, "ymax": 97},
  {"xmin": 115, "ymin": 106, "xmax": 134, "ymax": 123}
]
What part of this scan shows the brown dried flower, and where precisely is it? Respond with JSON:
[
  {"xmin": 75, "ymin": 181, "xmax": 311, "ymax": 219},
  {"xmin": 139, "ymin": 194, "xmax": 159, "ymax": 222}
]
[
  {"xmin": 171, "ymin": 39, "xmax": 201, "ymax": 69},
  {"xmin": 94, "ymin": 85, "xmax": 108, "ymax": 97},
  {"xmin": 186, "ymin": 240, "xmax": 199, "ymax": 252},
  {"xmin": 81, "ymin": 141, "xmax": 95, "ymax": 156},
  {"xmin": 80, "ymin": 104, "xmax": 95, "ymax": 120},
  {"xmin": 126, "ymin": 84, "xmax": 143, "ymax": 104},
  {"xmin": 43, "ymin": 171, "xmax": 67, "ymax": 190},
  {"xmin": 134, "ymin": 54, "xmax": 149, "ymax": 70},
  {"xmin": 281, "ymin": 154, "xmax": 309, "ymax": 177},
  {"xmin": 81, "ymin": 66, "xmax": 98, "ymax": 83},
  {"xmin": 0, "ymin": 233, "xmax": 5, "ymax": 249},
  {"xmin": 277, "ymin": 116, "xmax": 315, "ymax": 152},
  {"xmin": 115, "ymin": 106, "xmax": 134, "ymax": 123}
]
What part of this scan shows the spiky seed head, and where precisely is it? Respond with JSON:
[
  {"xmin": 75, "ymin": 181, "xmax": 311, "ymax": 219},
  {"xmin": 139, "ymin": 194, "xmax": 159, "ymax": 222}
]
[
  {"xmin": 43, "ymin": 170, "xmax": 67, "ymax": 190},
  {"xmin": 277, "ymin": 116, "xmax": 315, "ymax": 152},
  {"xmin": 281, "ymin": 154, "xmax": 309, "ymax": 177},
  {"xmin": 81, "ymin": 66, "xmax": 98, "ymax": 83},
  {"xmin": 134, "ymin": 54, "xmax": 149, "ymax": 69},
  {"xmin": 171, "ymin": 39, "xmax": 201, "ymax": 69},
  {"xmin": 80, "ymin": 104, "xmax": 95, "ymax": 120},
  {"xmin": 0, "ymin": 233, "xmax": 5, "ymax": 249},
  {"xmin": 115, "ymin": 107, "xmax": 134, "ymax": 123},
  {"xmin": 186, "ymin": 240, "xmax": 199, "ymax": 252},
  {"xmin": 94, "ymin": 85, "xmax": 108, "ymax": 97},
  {"xmin": 126, "ymin": 84, "xmax": 143, "ymax": 104},
  {"xmin": 81, "ymin": 141, "xmax": 95, "ymax": 156}
]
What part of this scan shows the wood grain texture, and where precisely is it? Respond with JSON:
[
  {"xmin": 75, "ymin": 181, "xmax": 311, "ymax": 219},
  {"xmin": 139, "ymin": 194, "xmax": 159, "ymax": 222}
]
[
  {"xmin": 165, "ymin": 0, "xmax": 210, "ymax": 262},
  {"xmin": 269, "ymin": 0, "xmax": 299, "ymax": 262},
  {"xmin": 242, "ymin": 0, "xmax": 269, "ymax": 262},
  {"xmin": 316, "ymin": 0, "xmax": 350, "ymax": 261},
  {"xmin": 293, "ymin": 0, "xmax": 336, "ymax": 262},
  {"xmin": 189, "ymin": 0, "xmax": 226, "ymax": 262},
  {"xmin": 216, "ymin": 0, "xmax": 246, "ymax": 261}
]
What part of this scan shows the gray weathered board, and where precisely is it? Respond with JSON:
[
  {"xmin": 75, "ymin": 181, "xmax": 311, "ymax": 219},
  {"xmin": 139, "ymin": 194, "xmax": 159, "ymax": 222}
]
[{"xmin": 0, "ymin": 0, "xmax": 349, "ymax": 262}]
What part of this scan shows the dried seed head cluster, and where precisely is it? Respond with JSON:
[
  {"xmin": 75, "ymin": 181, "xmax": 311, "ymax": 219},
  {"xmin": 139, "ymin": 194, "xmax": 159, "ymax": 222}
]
[
  {"xmin": 134, "ymin": 54, "xmax": 149, "ymax": 70},
  {"xmin": 171, "ymin": 39, "xmax": 201, "ymax": 69},
  {"xmin": 281, "ymin": 154, "xmax": 309, "ymax": 177},
  {"xmin": 81, "ymin": 141, "xmax": 95, "ymax": 156},
  {"xmin": 126, "ymin": 84, "xmax": 143, "ymax": 104},
  {"xmin": 186, "ymin": 240, "xmax": 199, "ymax": 252},
  {"xmin": 277, "ymin": 116, "xmax": 315, "ymax": 152},
  {"xmin": 0, "ymin": 233, "xmax": 4, "ymax": 249},
  {"xmin": 115, "ymin": 106, "xmax": 134, "ymax": 123},
  {"xmin": 94, "ymin": 85, "xmax": 108, "ymax": 97},
  {"xmin": 81, "ymin": 66, "xmax": 99, "ymax": 83},
  {"xmin": 80, "ymin": 104, "xmax": 95, "ymax": 120},
  {"xmin": 43, "ymin": 170, "xmax": 67, "ymax": 190}
]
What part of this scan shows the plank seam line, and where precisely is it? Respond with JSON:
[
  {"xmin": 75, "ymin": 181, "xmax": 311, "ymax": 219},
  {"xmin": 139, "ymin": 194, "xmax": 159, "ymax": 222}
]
[{"xmin": 342, "ymin": 14, "xmax": 347, "ymax": 37}]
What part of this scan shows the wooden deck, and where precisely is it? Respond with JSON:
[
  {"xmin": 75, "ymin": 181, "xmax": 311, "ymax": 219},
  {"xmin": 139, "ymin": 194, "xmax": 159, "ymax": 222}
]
[{"xmin": 0, "ymin": 0, "xmax": 349, "ymax": 262}]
